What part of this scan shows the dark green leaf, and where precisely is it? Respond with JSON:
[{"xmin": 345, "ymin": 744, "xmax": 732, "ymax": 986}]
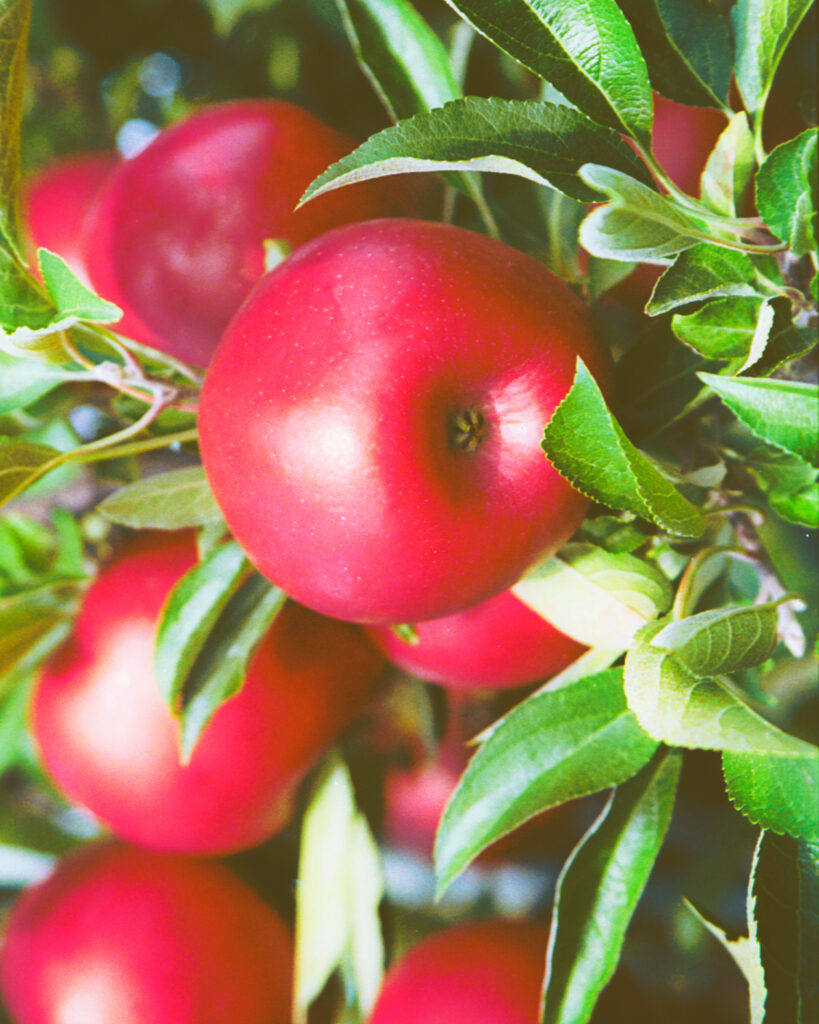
[
  {"xmin": 579, "ymin": 165, "xmax": 709, "ymax": 262},
  {"xmin": 301, "ymin": 97, "xmax": 653, "ymax": 206},
  {"xmin": 97, "ymin": 467, "xmax": 225, "ymax": 530},
  {"xmin": 616, "ymin": 320, "xmax": 719, "ymax": 438},
  {"xmin": 732, "ymin": 0, "xmax": 814, "ymax": 116},
  {"xmin": 586, "ymin": 257, "xmax": 637, "ymax": 302},
  {"xmin": 615, "ymin": 0, "xmax": 732, "ymax": 107},
  {"xmin": 756, "ymin": 130, "xmax": 818, "ymax": 256},
  {"xmin": 745, "ymin": 445, "xmax": 819, "ymax": 529},
  {"xmin": 625, "ymin": 620, "xmax": 819, "ymax": 758},
  {"xmin": 0, "ymin": 438, "xmax": 60, "ymax": 505},
  {"xmin": 434, "ymin": 669, "xmax": 659, "ymax": 894},
  {"xmin": 542, "ymin": 359, "xmax": 705, "ymax": 536},
  {"xmin": 542, "ymin": 749, "xmax": 681, "ymax": 1024},
  {"xmin": 337, "ymin": 0, "xmax": 459, "ymax": 119},
  {"xmin": 336, "ymin": 0, "xmax": 495, "ymax": 229},
  {"xmin": 671, "ymin": 296, "xmax": 765, "ymax": 359},
  {"xmin": 0, "ymin": 0, "xmax": 30, "ymax": 253},
  {"xmin": 175, "ymin": 573, "xmax": 286, "ymax": 759},
  {"xmin": 750, "ymin": 831, "xmax": 819, "ymax": 1020},
  {"xmin": 155, "ymin": 540, "xmax": 250, "ymax": 711},
  {"xmin": 650, "ymin": 602, "xmax": 781, "ymax": 676},
  {"xmin": 747, "ymin": 324, "xmax": 817, "ymax": 378},
  {"xmin": 724, "ymin": 749, "xmax": 819, "ymax": 841},
  {"xmin": 646, "ymin": 244, "xmax": 757, "ymax": 315},
  {"xmin": 446, "ymin": 0, "xmax": 652, "ymax": 141},
  {"xmin": 701, "ymin": 113, "xmax": 756, "ymax": 216},
  {"xmin": 0, "ymin": 585, "xmax": 77, "ymax": 680},
  {"xmin": 700, "ymin": 373, "xmax": 819, "ymax": 466}
]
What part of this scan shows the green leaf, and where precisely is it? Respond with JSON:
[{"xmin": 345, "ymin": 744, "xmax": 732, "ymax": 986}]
[
  {"xmin": 646, "ymin": 244, "xmax": 757, "ymax": 315},
  {"xmin": 625, "ymin": 620, "xmax": 819, "ymax": 759},
  {"xmin": 672, "ymin": 296, "xmax": 766, "ymax": 359},
  {"xmin": 155, "ymin": 540, "xmax": 250, "ymax": 710},
  {"xmin": 701, "ymin": 112, "xmax": 756, "ymax": 216},
  {"xmin": 756, "ymin": 130, "xmax": 818, "ymax": 256},
  {"xmin": 337, "ymin": 0, "xmax": 459, "ymax": 119},
  {"xmin": 0, "ymin": 351, "xmax": 82, "ymax": 414},
  {"xmin": 586, "ymin": 256, "xmax": 637, "ymax": 302},
  {"xmin": 579, "ymin": 165, "xmax": 709, "ymax": 262},
  {"xmin": 442, "ymin": 0, "xmax": 652, "ymax": 142},
  {"xmin": 750, "ymin": 831, "xmax": 819, "ymax": 1020},
  {"xmin": 301, "ymin": 97, "xmax": 653, "ymax": 206},
  {"xmin": 747, "ymin": 323, "xmax": 818, "ymax": 379},
  {"xmin": 38, "ymin": 249, "xmax": 122, "ymax": 324},
  {"xmin": 699, "ymin": 373, "xmax": 819, "ymax": 466},
  {"xmin": 745, "ymin": 444, "xmax": 819, "ymax": 529},
  {"xmin": 0, "ymin": 585, "xmax": 77, "ymax": 680},
  {"xmin": 723, "ymin": 749, "xmax": 819, "ymax": 841},
  {"xmin": 512, "ymin": 543, "xmax": 671, "ymax": 649},
  {"xmin": 0, "ymin": 0, "xmax": 30, "ymax": 255},
  {"xmin": 732, "ymin": 0, "xmax": 814, "ymax": 116},
  {"xmin": 541, "ymin": 749, "xmax": 681, "ymax": 1024},
  {"xmin": 541, "ymin": 359, "xmax": 705, "ymax": 537},
  {"xmin": 335, "ymin": 0, "xmax": 495, "ymax": 231},
  {"xmin": 97, "ymin": 467, "xmax": 225, "ymax": 530},
  {"xmin": 683, "ymin": 899, "xmax": 765, "ymax": 1024},
  {"xmin": 434, "ymin": 669, "xmax": 659, "ymax": 895},
  {"xmin": 650, "ymin": 602, "xmax": 782, "ymax": 676},
  {"xmin": 615, "ymin": 0, "xmax": 732, "ymax": 108},
  {"xmin": 0, "ymin": 438, "xmax": 60, "ymax": 505},
  {"xmin": 173, "ymin": 573, "xmax": 286, "ymax": 760},
  {"xmin": 295, "ymin": 754, "xmax": 385, "ymax": 1022}
]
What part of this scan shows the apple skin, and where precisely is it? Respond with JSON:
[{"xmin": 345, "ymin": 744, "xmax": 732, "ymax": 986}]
[
  {"xmin": 22, "ymin": 151, "xmax": 117, "ymax": 281},
  {"xmin": 199, "ymin": 218, "xmax": 610, "ymax": 626},
  {"xmin": 651, "ymin": 94, "xmax": 727, "ymax": 196},
  {"xmin": 31, "ymin": 532, "xmax": 388, "ymax": 854},
  {"xmin": 81, "ymin": 100, "xmax": 418, "ymax": 366},
  {"xmin": 367, "ymin": 589, "xmax": 584, "ymax": 691},
  {"xmin": 0, "ymin": 842, "xmax": 292, "ymax": 1024},
  {"xmin": 369, "ymin": 919, "xmax": 547, "ymax": 1024}
]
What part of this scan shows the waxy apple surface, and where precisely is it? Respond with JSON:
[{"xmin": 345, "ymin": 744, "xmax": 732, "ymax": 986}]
[
  {"xmin": 82, "ymin": 100, "xmax": 415, "ymax": 365},
  {"xmin": 369, "ymin": 919, "xmax": 547, "ymax": 1024},
  {"xmin": 23, "ymin": 151, "xmax": 117, "ymax": 281},
  {"xmin": 32, "ymin": 532, "xmax": 388, "ymax": 854},
  {"xmin": 200, "ymin": 218, "xmax": 610, "ymax": 625},
  {"xmin": 368, "ymin": 589, "xmax": 584, "ymax": 690},
  {"xmin": 0, "ymin": 842, "xmax": 292, "ymax": 1024}
]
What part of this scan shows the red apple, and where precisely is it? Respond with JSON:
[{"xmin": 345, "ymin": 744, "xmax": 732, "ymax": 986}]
[
  {"xmin": 651, "ymin": 94, "xmax": 727, "ymax": 195},
  {"xmin": 31, "ymin": 532, "xmax": 388, "ymax": 854},
  {"xmin": 0, "ymin": 842, "xmax": 292, "ymax": 1024},
  {"xmin": 383, "ymin": 699, "xmax": 563, "ymax": 862},
  {"xmin": 81, "ymin": 100, "xmax": 418, "ymax": 366},
  {"xmin": 199, "ymin": 218, "xmax": 610, "ymax": 625},
  {"xmin": 22, "ymin": 151, "xmax": 117, "ymax": 281},
  {"xmin": 368, "ymin": 589, "xmax": 584, "ymax": 691},
  {"xmin": 369, "ymin": 919, "xmax": 547, "ymax": 1024}
]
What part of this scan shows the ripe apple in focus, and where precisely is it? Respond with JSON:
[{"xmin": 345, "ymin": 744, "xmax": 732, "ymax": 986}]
[
  {"xmin": 369, "ymin": 919, "xmax": 547, "ymax": 1024},
  {"xmin": 31, "ymin": 532, "xmax": 388, "ymax": 854},
  {"xmin": 368, "ymin": 589, "xmax": 584, "ymax": 690},
  {"xmin": 22, "ymin": 151, "xmax": 117, "ymax": 281},
  {"xmin": 199, "ymin": 218, "xmax": 610, "ymax": 625},
  {"xmin": 81, "ymin": 100, "xmax": 419, "ymax": 366},
  {"xmin": 0, "ymin": 842, "xmax": 292, "ymax": 1024}
]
